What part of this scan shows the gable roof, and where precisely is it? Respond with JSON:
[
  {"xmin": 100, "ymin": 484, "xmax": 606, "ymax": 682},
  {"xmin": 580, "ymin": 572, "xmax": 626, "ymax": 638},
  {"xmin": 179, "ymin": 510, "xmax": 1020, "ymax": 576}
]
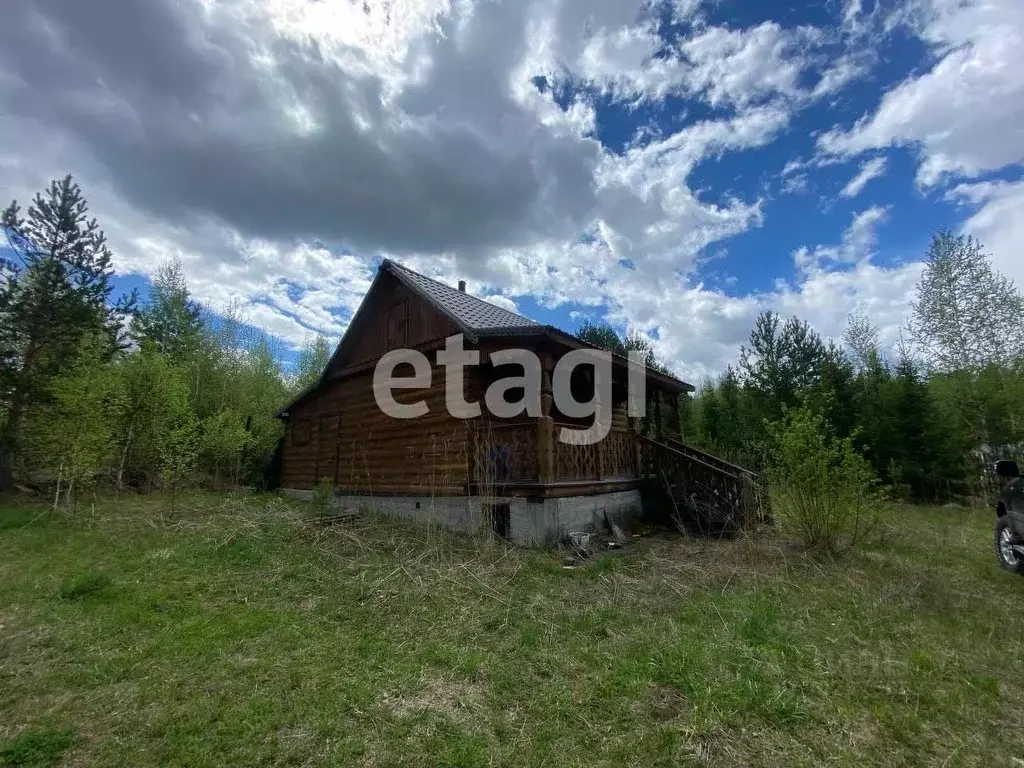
[
  {"xmin": 384, "ymin": 260, "xmax": 539, "ymax": 336},
  {"xmin": 277, "ymin": 258, "xmax": 693, "ymax": 417}
]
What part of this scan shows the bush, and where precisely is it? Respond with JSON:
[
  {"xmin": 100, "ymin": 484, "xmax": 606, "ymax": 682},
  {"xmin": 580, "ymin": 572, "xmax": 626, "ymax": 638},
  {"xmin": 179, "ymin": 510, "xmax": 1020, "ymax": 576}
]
[
  {"xmin": 311, "ymin": 477, "xmax": 335, "ymax": 520},
  {"xmin": 767, "ymin": 407, "xmax": 879, "ymax": 555}
]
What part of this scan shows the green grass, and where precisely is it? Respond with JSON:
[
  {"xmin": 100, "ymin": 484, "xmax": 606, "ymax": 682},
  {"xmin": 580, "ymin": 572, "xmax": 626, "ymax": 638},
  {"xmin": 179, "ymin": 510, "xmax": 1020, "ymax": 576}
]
[
  {"xmin": 1, "ymin": 492, "xmax": 1022, "ymax": 766},
  {"xmin": 0, "ymin": 729, "xmax": 76, "ymax": 767}
]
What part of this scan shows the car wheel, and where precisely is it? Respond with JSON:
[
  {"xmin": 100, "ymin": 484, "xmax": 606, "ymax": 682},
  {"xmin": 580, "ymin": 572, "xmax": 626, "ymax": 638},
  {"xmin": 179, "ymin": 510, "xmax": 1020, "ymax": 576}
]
[{"xmin": 995, "ymin": 516, "xmax": 1024, "ymax": 574}]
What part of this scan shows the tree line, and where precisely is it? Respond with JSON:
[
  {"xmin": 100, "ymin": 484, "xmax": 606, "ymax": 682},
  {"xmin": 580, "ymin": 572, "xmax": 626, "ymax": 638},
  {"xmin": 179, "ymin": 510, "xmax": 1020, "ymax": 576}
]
[
  {"xmin": 0, "ymin": 176, "xmax": 330, "ymax": 504},
  {"xmin": 581, "ymin": 230, "xmax": 1024, "ymax": 503},
  {"xmin": 4, "ymin": 175, "xmax": 1021, "ymax": 508}
]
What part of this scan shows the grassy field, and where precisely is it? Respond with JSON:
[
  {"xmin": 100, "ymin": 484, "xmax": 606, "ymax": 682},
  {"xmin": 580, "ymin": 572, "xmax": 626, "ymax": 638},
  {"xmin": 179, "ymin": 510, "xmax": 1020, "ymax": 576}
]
[{"xmin": 1, "ymin": 493, "xmax": 1023, "ymax": 767}]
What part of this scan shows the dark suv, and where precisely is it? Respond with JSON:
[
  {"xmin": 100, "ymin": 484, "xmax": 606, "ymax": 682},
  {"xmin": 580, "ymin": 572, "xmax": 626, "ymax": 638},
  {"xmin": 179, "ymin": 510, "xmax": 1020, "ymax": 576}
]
[{"xmin": 995, "ymin": 460, "xmax": 1024, "ymax": 573}]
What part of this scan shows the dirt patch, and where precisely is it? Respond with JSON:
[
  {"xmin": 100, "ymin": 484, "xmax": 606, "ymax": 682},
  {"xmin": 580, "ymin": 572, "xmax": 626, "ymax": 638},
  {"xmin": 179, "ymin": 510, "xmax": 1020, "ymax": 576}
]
[
  {"xmin": 381, "ymin": 678, "xmax": 485, "ymax": 722},
  {"xmin": 648, "ymin": 684, "xmax": 691, "ymax": 722}
]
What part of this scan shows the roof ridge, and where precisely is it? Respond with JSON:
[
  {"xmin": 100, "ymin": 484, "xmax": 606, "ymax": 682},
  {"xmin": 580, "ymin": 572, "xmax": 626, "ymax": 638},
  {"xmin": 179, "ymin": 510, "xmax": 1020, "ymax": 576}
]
[{"xmin": 382, "ymin": 259, "xmax": 539, "ymax": 328}]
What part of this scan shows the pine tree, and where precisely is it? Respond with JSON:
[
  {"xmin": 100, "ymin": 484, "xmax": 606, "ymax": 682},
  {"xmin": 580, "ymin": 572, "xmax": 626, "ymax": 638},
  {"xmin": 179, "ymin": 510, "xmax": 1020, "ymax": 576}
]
[
  {"xmin": 130, "ymin": 259, "xmax": 203, "ymax": 361},
  {"xmin": 740, "ymin": 311, "xmax": 826, "ymax": 421},
  {"xmin": 576, "ymin": 320, "xmax": 669, "ymax": 373},
  {"xmin": 0, "ymin": 175, "xmax": 135, "ymax": 488},
  {"xmin": 809, "ymin": 343, "xmax": 858, "ymax": 440},
  {"xmin": 576, "ymin": 320, "xmax": 627, "ymax": 356}
]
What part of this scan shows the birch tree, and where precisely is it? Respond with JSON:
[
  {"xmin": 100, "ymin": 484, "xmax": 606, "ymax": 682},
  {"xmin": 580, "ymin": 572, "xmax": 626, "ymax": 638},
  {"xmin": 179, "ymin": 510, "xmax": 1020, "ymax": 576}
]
[{"xmin": 909, "ymin": 230, "xmax": 1024, "ymax": 372}]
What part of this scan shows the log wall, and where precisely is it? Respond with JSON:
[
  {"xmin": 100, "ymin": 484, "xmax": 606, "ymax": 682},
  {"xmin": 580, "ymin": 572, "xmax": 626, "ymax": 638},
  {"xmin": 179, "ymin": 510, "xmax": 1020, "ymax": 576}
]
[
  {"xmin": 329, "ymin": 274, "xmax": 460, "ymax": 376},
  {"xmin": 281, "ymin": 361, "xmax": 477, "ymax": 494}
]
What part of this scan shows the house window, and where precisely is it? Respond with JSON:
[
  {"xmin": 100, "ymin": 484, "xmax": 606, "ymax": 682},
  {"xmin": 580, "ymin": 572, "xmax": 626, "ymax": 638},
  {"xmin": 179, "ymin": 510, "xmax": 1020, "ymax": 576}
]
[{"xmin": 291, "ymin": 419, "xmax": 311, "ymax": 447}]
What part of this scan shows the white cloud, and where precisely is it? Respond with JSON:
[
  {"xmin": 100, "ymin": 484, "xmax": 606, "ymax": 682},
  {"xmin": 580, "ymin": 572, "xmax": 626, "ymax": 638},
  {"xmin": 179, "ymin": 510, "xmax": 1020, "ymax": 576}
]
[
  {"xmin": 585, "ymin": 254, "xmax": 923, "ymax": 384},
  {"xmin": 948, "ymin": 178, "xmax": 1024, "ymax": 286},
  {"xmin": 0, "ymin": 0, "xmax": 940, "ymax": 381},
  {"xmin": 677, "ymin": 22, "xmax": 811, "ymax": 108},
  {"xmin": 819, "ymin": 0, "xmax": 1024, "ymax": 186},
  {"xmin": 638, "ymin": 216, "xmax": 920, "ymax": 382},
  {"xmin": 561, "ymin": 13, "xmax": 866, "ymax": 110},
  {"xmin": 793, "ymin": 206, "xmax": 888, "ymax": 273},
  {"xmin": 781, "ymin": 173, "xmax": 809, "ymax": 195},
  {"xmin": 770, "ymin": 260, "xmax": 922, "ymax": 359},
  {"xmin": 811, "ymin": 52, "xmax": 872, "ymax": 99},
  {"xmin": 840, "ymin": 156, "xmax": 888, "ymax": 198},
  {"xmin": 843, "ymin": 0, "xmax": 864, "ymax": 29}
]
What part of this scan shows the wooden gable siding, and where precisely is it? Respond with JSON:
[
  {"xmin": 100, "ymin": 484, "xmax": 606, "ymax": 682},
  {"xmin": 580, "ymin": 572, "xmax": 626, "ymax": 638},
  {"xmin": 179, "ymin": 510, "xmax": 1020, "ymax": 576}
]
[
  {"xmin": 328, "ymin": 274, "xmax": 460, "ymax": 376},
  {"xmin": 280, "ymin": 360, "xmax": 477, "ymax": 494}
]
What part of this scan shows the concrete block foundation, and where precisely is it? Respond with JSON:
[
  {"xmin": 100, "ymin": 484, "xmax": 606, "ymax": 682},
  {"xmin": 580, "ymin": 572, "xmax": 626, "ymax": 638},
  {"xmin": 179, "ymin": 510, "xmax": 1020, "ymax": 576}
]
[{"xmin": 282, "ymin": 488, "xmax": 643, "ymax": 546}]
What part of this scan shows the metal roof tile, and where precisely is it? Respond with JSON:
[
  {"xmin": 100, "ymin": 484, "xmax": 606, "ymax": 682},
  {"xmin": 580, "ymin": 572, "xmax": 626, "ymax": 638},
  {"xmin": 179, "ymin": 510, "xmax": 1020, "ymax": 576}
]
[{"xmin": 384, "ymin": 260, "xmax": 539, "ymax": 332}]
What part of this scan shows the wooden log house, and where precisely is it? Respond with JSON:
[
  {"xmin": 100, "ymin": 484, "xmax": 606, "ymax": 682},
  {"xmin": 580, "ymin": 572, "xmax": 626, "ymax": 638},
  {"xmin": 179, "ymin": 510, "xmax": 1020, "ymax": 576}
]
[{"xmin": 276, "ymin": 259, "xmax": 755, "ymax": 543}]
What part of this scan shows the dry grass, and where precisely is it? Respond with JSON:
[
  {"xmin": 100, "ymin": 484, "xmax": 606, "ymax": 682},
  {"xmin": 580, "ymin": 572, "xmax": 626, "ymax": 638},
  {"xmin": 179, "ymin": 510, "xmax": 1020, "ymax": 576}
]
[
  {"xmin": 382, "ymin": 678, "xmax": 486, "ymax": 722},
  {"xmin": 1, "ymin": 492, "xmax": 1023, "ymax": 767}
]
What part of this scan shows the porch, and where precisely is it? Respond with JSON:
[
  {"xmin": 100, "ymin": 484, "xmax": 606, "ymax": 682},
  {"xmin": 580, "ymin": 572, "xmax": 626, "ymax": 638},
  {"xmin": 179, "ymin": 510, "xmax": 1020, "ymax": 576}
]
[
  {"xmin": 468, "ymin": 420, "xmax": 638, "ymax": 492},
  {"xmin": 469, "ymin": 420, "xmax": 764, "ymax": 532}
]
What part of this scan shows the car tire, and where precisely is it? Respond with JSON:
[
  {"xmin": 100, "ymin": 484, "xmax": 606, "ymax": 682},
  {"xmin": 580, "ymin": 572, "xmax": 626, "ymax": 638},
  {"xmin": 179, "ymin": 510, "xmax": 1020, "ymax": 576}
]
[{"xmin": 995, "ymin": 516, "xmax": 1024, "ymax": 574}]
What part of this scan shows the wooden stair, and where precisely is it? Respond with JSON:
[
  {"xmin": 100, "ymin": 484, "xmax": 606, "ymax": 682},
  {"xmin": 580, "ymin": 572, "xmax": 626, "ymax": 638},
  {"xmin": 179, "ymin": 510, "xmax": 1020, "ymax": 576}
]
[{"xmin": 638, "ymin": 436, "xmax": 766, "ymax": 536}]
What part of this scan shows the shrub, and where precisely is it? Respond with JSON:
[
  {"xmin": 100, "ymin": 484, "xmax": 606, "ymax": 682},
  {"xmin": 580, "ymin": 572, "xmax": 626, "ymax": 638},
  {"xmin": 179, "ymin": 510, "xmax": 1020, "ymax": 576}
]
[
  {"xmin": 767, "ymin": 406, "xmax": 879, "ymax": 555},
  {"xmin": 158, "ymin": 418, "xmax": 199, "ymax": 514},
  {"xmin": 311, "ymin": 477, "xmax": 335, "ymax": 520}
]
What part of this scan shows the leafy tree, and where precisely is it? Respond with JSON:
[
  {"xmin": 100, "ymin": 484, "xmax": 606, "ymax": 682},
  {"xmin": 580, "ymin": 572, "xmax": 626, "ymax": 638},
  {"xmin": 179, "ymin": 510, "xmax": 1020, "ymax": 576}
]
[
  {"xmin": 112, "ymin": 346, "xmax": 194, "ymax": 490},
  {"xmin": 977, "ymin": 361, "xmax": 1024, "ymax": 450},
  {"xmin": 692, "ymin": 367, "xmax": 755, "ymax": 462},
  {"xmin": 130, "ymin": 259, "xmax": 203, "ymax": 361},
  {"xmin": 199, "ymin": 409, "xmax": 250, "ymax": 488},
  {"xmin": 294, "ymin": 332, "xmax": 331, "ymax": 391},
  {"xmin": 888, "ymin": 345, "xmax": 935, "ymax": 497},
  {"xmin": 676, "ymin": 391, "xmax": 697, "ymax": 440},
  {"xmin": 683, "ymin": 229, "xmax": 1024, "ymax": 503},
  {"xmin": 159, "ymin": 417, "xmax": 199, "ymax": 515},
  {"xmin": 623, "ymin": 329, "xmax": 671, "ymax": 375},
  {"xmin": 843, "ymin": 310, "xmax": 882, "ymax": 372},
  {"xmin": 576, "ymin": 319, "xmax": 669, "ymax": 373},
  {"xmin": 24, "ymin": 337, "xmax": 125, "ymax": 508},
  {"xmin": 909, "ymin": 229, "xmax": 1024, "ymax": 372},
  {"xmin": 0, "ymin": 175, "xmax": 134, "ymax": 488},
  {"xmin": 576, "ymin": 319, "xmax": 675, "ymax": 436},
  {"xmin": 808, "ymin": 343, "xmax": 858, "ymax": 441}
]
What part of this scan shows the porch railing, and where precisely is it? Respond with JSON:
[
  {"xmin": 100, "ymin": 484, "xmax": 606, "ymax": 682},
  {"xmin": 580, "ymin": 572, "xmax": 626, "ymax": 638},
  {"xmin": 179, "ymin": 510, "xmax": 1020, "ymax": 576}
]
[
  {"xmin": 470, "ymin": 422, "xmax": 638, "ymax": 485},
  {"xmin": 638, "ymin": 435, "xmax": 766, "ymax": 531},
  {"xmin": 469, "ymin": 422, "xmax": 540, "ymax": 484}
]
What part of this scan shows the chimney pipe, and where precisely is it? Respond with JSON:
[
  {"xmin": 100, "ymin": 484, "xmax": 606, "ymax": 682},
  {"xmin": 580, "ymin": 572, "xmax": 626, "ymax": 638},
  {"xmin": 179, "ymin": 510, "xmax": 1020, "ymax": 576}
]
[{"xmin": 458, "ymin": 280, "xmax": 466, "ymax": 293}]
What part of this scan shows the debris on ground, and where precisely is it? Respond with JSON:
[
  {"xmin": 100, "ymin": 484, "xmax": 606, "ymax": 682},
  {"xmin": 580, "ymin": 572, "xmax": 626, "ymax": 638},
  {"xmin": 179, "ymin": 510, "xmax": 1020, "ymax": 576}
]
[
  {"xmin": 609, "ymin": 520, "xmax": 629, "ymax": 542},
  {"xmin": 309, "ymin": 511, "xmax": 362, "ymax": 526},
  {"xmin": 566, "ymin": 531, "xmax": 592, "ymax": 557}
]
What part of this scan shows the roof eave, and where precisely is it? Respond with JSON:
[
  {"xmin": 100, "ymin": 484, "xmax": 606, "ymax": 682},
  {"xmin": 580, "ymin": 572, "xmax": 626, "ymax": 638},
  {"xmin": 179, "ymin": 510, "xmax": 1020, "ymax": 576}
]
[{"xmin": 477, "ymin": 325, "xmax": 694, "ymax": 393}]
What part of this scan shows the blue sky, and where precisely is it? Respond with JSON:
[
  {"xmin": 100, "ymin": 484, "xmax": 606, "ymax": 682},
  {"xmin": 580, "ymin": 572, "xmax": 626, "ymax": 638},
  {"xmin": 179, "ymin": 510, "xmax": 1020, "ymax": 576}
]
[{"xmin": 2, "ymin": 0, "xmax": 1023, "ymax": 380}]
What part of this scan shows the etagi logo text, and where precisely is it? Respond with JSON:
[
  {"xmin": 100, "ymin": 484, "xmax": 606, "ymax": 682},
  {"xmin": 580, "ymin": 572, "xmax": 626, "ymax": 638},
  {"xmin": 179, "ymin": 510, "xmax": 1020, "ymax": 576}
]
[{"xmin": 372, "ymin": 334, "xmax": 649, "ymax": 447}]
